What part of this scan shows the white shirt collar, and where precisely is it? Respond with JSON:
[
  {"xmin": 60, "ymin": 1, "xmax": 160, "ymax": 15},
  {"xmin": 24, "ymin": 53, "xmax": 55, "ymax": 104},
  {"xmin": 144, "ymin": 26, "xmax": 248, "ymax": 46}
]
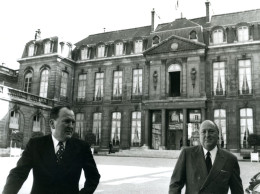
[
  {"xmin": 202, "ymin": 145, "xmax": 218, "ymax": 164},
  {"xmin": 51, "ymin": 135, "xmax": 66, "ymax": 153}
]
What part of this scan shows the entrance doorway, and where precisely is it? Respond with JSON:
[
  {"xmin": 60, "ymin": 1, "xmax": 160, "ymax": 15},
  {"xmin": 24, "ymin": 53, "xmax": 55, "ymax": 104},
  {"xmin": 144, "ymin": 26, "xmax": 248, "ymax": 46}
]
[
  {"xmin": 169, "ymin": 71, "xmax": 180, "ymax": 97},
  {"xmin": 167, "ymin": 130, "xmax": 183, "ymax": 150}
]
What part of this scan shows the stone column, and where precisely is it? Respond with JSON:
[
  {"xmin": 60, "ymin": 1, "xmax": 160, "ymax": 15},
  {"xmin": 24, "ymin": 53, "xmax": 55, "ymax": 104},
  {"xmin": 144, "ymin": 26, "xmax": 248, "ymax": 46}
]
[
  {"xmin": 201, "ymin": 107, "xmax": 206, "ymax": 121},
  {"xmin": 161, "ymin": 109, "xmax": 166, "ymax": 149},
  {"xmin": 183, "ymin": 108, "xmax": 187, "ymax": 146}
]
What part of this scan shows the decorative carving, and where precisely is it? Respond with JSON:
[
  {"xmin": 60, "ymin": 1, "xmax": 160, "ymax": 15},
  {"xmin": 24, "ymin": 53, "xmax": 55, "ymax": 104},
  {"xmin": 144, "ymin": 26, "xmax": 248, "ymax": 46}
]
[
  {"xmin": 153, "ymin": 71, "xmax": 158, "ymax": 90},
  {"xmin": 190, "ymin": 68, "xmax": 197, "ymax": 88}
]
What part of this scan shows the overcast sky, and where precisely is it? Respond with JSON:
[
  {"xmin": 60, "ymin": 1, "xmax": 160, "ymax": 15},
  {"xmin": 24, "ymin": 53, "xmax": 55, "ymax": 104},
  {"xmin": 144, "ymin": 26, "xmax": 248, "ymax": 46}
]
[{"xmin": 0, "ymin": 0, "xmax": 259, "ymax": 69}]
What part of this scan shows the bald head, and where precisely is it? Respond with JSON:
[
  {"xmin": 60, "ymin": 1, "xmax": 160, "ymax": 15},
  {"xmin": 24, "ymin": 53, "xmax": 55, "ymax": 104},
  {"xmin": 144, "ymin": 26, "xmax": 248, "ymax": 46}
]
[{"xmin": 199, "ymin": 120, "xmax": 219, "ymax": 151}]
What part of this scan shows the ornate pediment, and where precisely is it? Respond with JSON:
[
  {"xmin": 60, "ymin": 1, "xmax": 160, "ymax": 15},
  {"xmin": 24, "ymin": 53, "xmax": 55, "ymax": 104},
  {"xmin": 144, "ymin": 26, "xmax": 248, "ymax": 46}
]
[{"xmin": 144, "ymin": 35, "xmax": 206, "ymax": 56}]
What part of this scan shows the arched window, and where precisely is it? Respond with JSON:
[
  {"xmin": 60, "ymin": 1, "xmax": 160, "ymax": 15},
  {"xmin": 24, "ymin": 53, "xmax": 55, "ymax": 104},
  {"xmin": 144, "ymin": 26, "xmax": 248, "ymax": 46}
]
[
  {"xmin": 75, "ymin": 113, "xmax": 84, "ymax": 139},
  {"xmin": 168, "ymin": 64, "xmax": 181, "ymax": 97},
  {"xmin": 39, "ymin": 69, "xmax": 49, "ymax": 98},
  {"xmin": 33, "ymin": 115, "xmax": 41, "ymax": 132},
  {"xmin": 60, "ymin": 71, "xmax": 69, "ymax": 97},
  {"xmin": 189, "ymin": 31, "xmax": 197, "ymax": 40},
  {"xmin": 24, "ymin": 71, "xmax": 32, "ymax": 93},
  {"xmin": 213, "ymin": 29, "xmax": 224, "ymax": 44},
  {"xmin": 152, "ymin": 36, "xmax": 160, "ymax": 45}
]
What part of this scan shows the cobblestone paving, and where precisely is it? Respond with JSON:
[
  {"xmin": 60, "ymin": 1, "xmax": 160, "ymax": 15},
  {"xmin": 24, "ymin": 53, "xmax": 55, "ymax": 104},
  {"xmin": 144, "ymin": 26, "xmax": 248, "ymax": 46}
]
[{"xmin": 0, "ymin": 156, "xmax": 259, "ymax": 194}]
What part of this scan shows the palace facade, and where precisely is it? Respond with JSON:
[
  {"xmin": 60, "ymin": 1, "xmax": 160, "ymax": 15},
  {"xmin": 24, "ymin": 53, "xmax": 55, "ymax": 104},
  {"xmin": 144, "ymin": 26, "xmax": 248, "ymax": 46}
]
[{"xmin": 1, "ymin": 2, "xmax": 260, "ymax": 155}]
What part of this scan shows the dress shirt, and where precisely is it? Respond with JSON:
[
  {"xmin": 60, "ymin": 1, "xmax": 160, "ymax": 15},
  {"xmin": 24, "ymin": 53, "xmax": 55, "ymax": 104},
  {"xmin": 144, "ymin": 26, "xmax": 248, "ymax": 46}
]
[
  {"xmin": 203, "ymin": 146, "xmax": 217, "ymax": 165},
  {"xmin": 52, "ymin": 135, "xmax": 66, "ymax": 153}
]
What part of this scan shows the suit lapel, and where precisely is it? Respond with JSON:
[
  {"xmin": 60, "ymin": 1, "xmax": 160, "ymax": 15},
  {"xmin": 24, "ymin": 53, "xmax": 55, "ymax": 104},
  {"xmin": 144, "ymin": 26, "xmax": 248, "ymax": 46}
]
[
  {"xmin": 192, "ymin": 146, "xmax": 208, "ymax": 185},
  {"xmin": 200, "ymin": 148, "xmax": 226, "ymax": 190}
]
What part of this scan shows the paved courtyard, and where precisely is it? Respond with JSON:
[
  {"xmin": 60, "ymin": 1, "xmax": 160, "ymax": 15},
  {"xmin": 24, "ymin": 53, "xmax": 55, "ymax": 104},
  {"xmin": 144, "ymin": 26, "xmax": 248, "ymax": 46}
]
[{"xmin": 0, "ymin": 155, "xmax": 259, "ymax": 193}]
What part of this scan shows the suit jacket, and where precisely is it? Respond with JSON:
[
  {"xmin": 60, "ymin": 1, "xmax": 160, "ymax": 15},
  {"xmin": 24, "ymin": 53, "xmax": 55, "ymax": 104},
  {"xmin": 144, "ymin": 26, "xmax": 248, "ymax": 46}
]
[
  {"xmin": 168, "ymin": 145, "xmax": 243, "ymax": 194},
  {"xmin": 2, "ymin": 135, "xmax": 100, "ymax": 194}
]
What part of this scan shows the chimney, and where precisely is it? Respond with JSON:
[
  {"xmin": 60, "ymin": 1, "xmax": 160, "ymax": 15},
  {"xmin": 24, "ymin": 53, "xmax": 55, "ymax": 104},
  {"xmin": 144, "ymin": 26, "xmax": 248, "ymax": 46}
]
[
  {"xmin": 205, "ymin": 1, "xmax": 210, "ymax": 22},
  {"xmin": 151, "ymin": 8, "xmax": 155, "ymax": 32},
  {"xmin": 34, "ymin": 29, "xmax": 41, "ymax": 40}
]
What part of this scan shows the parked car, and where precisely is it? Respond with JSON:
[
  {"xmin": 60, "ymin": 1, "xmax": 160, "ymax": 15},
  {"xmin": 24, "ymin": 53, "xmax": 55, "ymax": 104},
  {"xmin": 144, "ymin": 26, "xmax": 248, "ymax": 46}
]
[{"xmin": 245, "ymin": 172, "xmax": 260, "ymax": 193}]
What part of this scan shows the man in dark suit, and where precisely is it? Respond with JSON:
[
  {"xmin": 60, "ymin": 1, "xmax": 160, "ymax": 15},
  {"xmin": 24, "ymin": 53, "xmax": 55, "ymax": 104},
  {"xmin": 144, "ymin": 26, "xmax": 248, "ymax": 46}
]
[
  {"xmin": 2, "ymin": 106, "xmax": 100, "ymax": 194},
  {"xmin": 169, "ymin": 120, "xmax": 243, "ymax": 194}
]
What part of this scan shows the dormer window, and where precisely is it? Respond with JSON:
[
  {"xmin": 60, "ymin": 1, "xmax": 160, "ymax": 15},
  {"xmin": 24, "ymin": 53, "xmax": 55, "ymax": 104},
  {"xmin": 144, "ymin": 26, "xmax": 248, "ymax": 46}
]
[
  {"xmin": 81, "ymin": 47, "xmax": 89, "ymax": 60},
  {"xmin": 238, "ymin": 26, "xmax": 249, "ymax": 42},
  {"xmin": 97, "ymin": 44, "xmax": 105, "ymax": 58},
  {"xmin": 213, "ymin": 29, "xmax": 224, "ymax": 44},
  {"xmin": 134, "ymin": 40, "xmax": 143, "ymax": 53},
  {"xmin": 152, "ymin": 36, "xmax": 160, "ymax": 46},
  {"xmin": 44, "ymin": 41, "xmax": 52, "ymax": 54},
  {"xmin": 115, "ymin": 42, "xmax": 123, "ymax": 56},
  {"xmin": 60, "ymin": 42, "xmax": 72, "ymax": 58},
  {"xmin": 28, "ymin": 44, "xmax": 35, "ymax": 57},
  {"xmin": 189, "ymin": 31, "xmax": 197, "ymax": 41}
]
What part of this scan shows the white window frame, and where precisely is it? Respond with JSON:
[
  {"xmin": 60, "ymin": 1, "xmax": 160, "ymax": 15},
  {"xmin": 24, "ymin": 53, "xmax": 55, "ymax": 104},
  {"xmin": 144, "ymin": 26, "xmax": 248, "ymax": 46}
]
[
  {"xmin": 81, "ymin": 47, "xmax": 89, "ymax": 60},
  {"xmin": 238, "ymin": 26, "xmax": 249, "ymax": 42},
  {"xmin": 214, "ymin": 109, "xmax": 227, "ymax": 148},
  {"xmin": 132, "ymin": 69, "xmax": 142, "ymax": 95},
  {"xmin": 93, "ymin": 113, "xmax": 102, "ymax": 145},
  {"xmin": 78, "ymin": 74, "xmax": 87, "ymax": 99},
  {"xmin": 75, "ymin": 113, "xmax": 84, "ymax": 139},
  {"xmin": 60, "ymin": 71, "xmax": 69, "ymax": 97},
  {"xmin": 239, "ymin": 59, "xmax": 252, "ymax": 95},
  {"xmin": 39, "ymin": 69, "xmax": 49, "ymax": 98},
  {"xmin": 33, "ymin": 115, "xmax": 41, "ymax": 132},
  {"xmin": 111, "ymin": 112, "xmax": 121, "ymax": 146},
  {"xmin": 24, "ymin": 72, "xmax": 32, "ymax": 93},
  {"xmin": 9, "ymin": 111, "xmax": 19, "ymax": 129},
  {"xmin": 131, "ymin": 111, "xmax": 141, "ymax": 146},
  {"xmin": 28, "ymin": 44, "xmax": 35, "ymax": 57},
  {"xmin": 113, "ymin": 71, "xmax": 122, "ymax": 97},
  {"xmin": 213, "ymin": 29, "xmax": 224, "ymax": 44},
  {"xmin": 97, "ymin": 45, "xmax": 105, "ymax": 58},
  {"xmin": 115, "ymin": 42, "xmax": 123, "ymax": 56},
  {"xmin": 94, "ymin": 72, "xmax": 104, "ymax": 100},
  {"xmin": 44, "ymin": 41, "xmax": 51, "ymax": 54},
  {"xmin": 213, "ymin": 62, "xmax": 225, "ymax": 95},
  {"xmin": 134, "ymin": 40, "xmax": 143, "ymax": 53},
  {"xmin": 240, "ymin": 108, "xmax": 253, "ymax": 148}
]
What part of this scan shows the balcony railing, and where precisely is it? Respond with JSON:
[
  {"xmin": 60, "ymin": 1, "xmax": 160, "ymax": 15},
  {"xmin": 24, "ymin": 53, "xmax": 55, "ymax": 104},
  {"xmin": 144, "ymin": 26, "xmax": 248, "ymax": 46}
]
[{"xmin": 0, "ymin": 85, "xmax": 54, "ymax": 107}]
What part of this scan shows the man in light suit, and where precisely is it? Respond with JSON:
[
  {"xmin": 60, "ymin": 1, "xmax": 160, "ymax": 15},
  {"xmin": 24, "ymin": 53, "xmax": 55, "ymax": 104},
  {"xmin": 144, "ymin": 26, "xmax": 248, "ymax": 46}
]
[
  {"xmin": 169, "ymin": 120, "xmax": 243, "ymax": 194},
  {"xmin": 2, "ymin": 106, "xmax": 100, "ymax": 194}
]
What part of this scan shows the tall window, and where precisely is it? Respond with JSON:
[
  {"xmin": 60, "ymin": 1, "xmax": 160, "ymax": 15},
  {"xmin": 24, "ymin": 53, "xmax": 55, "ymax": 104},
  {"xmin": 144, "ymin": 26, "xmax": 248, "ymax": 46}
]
[
  {"xmin": 9, "ymin": 111, "xmax": 19, "ymax": 129},
  {"xmin": 97, "ymin": 45, "xmax": 105, "ymax": 58},
  {"xmin": 93, "ymin": 113, "xmax": 102, "ymax": 145},
  {"xmin": 111, "ymin": 112, "xmax": 121, "ymax": 146},
  {"xmin": 115, "ymin": 42, "xmax": 123, "ymax": 56},
  {"xmin": 33, "ymin": 115, "xmax": 41, "ymax": 132},
  {"xmin": 28, "ymin": 44, "xmax": 35, "ymax": 57},
  {"xmin": 60, "ymin": 71, "xmax": 68, "ymax": 97},
  {"xmin": 131, "ymin": 111, "xmax": 141, "ymax": 146},
  {"xmin": 134, "ymin": 40, "xmax": 143, "ymax": 53},
  {"xmin": 132, "ymin": 69, "xmax": 142, "ymax": 95},
  {"xmin": 213, "ymin": 29, "xmax": 224, "ymax": 44},
  {"xmin": 239, "ymin": 59, "xmax": 252, "ymax": 95},
  {"xmin": 113, "ymin": 71, "xmax": 122, "ymax": 99},
  {"xmin": 81, "ymin": 47, "xmax": 89, "ymax": 60},
  {"xmin": 240, "ymin": 108, "xmax": 253, "ymax": 148},
  {"xmin": 78, "ymin": 74, "xmax": 87, "ymax": 99},
  {"xmin": 75, "ymin": 113, "xmax": 84, "ymax": 138},
  {"xmin": 238, "ymin": 26, "xmax": 249, "ymax": 42},
  {"xmin": 213, "ymin": 62, "xmax": 225, "ymax": 95},
  {"xmin": 94, "ymin": 72, "xmax": 104, "ymax": 101},
  {"xmin": 24, "ymin": 72, "xmax": 32, "ymax": 93},
  {"xmin": 214, "ymin": 109, "xmax": 226, "ymax": 148},
  {"xmin": 39, "ymin": 69, "xmax": 49, "ymax": 98},
  {"xmin": 168, "ymin": 64, "xmax": 181, "ymax": 97},
  {"xmin": 44, "ymin": 41, "xmax": 52, "ymax": 54}
]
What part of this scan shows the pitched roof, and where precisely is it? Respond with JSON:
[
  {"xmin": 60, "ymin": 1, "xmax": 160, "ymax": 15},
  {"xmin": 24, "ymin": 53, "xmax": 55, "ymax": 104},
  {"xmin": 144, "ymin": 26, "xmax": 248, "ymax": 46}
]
[
  {"xmin": 75, "ymin": 26, "xmax": 151, "ymax": 47},
  {"xmin": 156, "ymin": 18, "xmax": 200, "ymax": 32},
  {"xmin": 210, "ymin": 9, "xmax": 260, "ymax": 27}
]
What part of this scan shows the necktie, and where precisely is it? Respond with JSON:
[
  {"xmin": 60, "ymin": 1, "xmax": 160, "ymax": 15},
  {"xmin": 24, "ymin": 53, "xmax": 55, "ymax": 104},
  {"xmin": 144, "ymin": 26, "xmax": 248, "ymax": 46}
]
[
  {"xmin": 205, "ymin": 151, "xmax": 212, "ymax": 174},
  {"xmin": 56, "ymin": 141, "xmax": 65, "ymax": 163}
]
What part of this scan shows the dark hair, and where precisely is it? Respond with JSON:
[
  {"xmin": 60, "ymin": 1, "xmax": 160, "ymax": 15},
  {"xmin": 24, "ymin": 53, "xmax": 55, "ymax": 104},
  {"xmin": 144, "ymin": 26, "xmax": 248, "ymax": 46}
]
[{"xmin": 50, "ymin": 106, "xmax": 72, "ymax": 120}]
